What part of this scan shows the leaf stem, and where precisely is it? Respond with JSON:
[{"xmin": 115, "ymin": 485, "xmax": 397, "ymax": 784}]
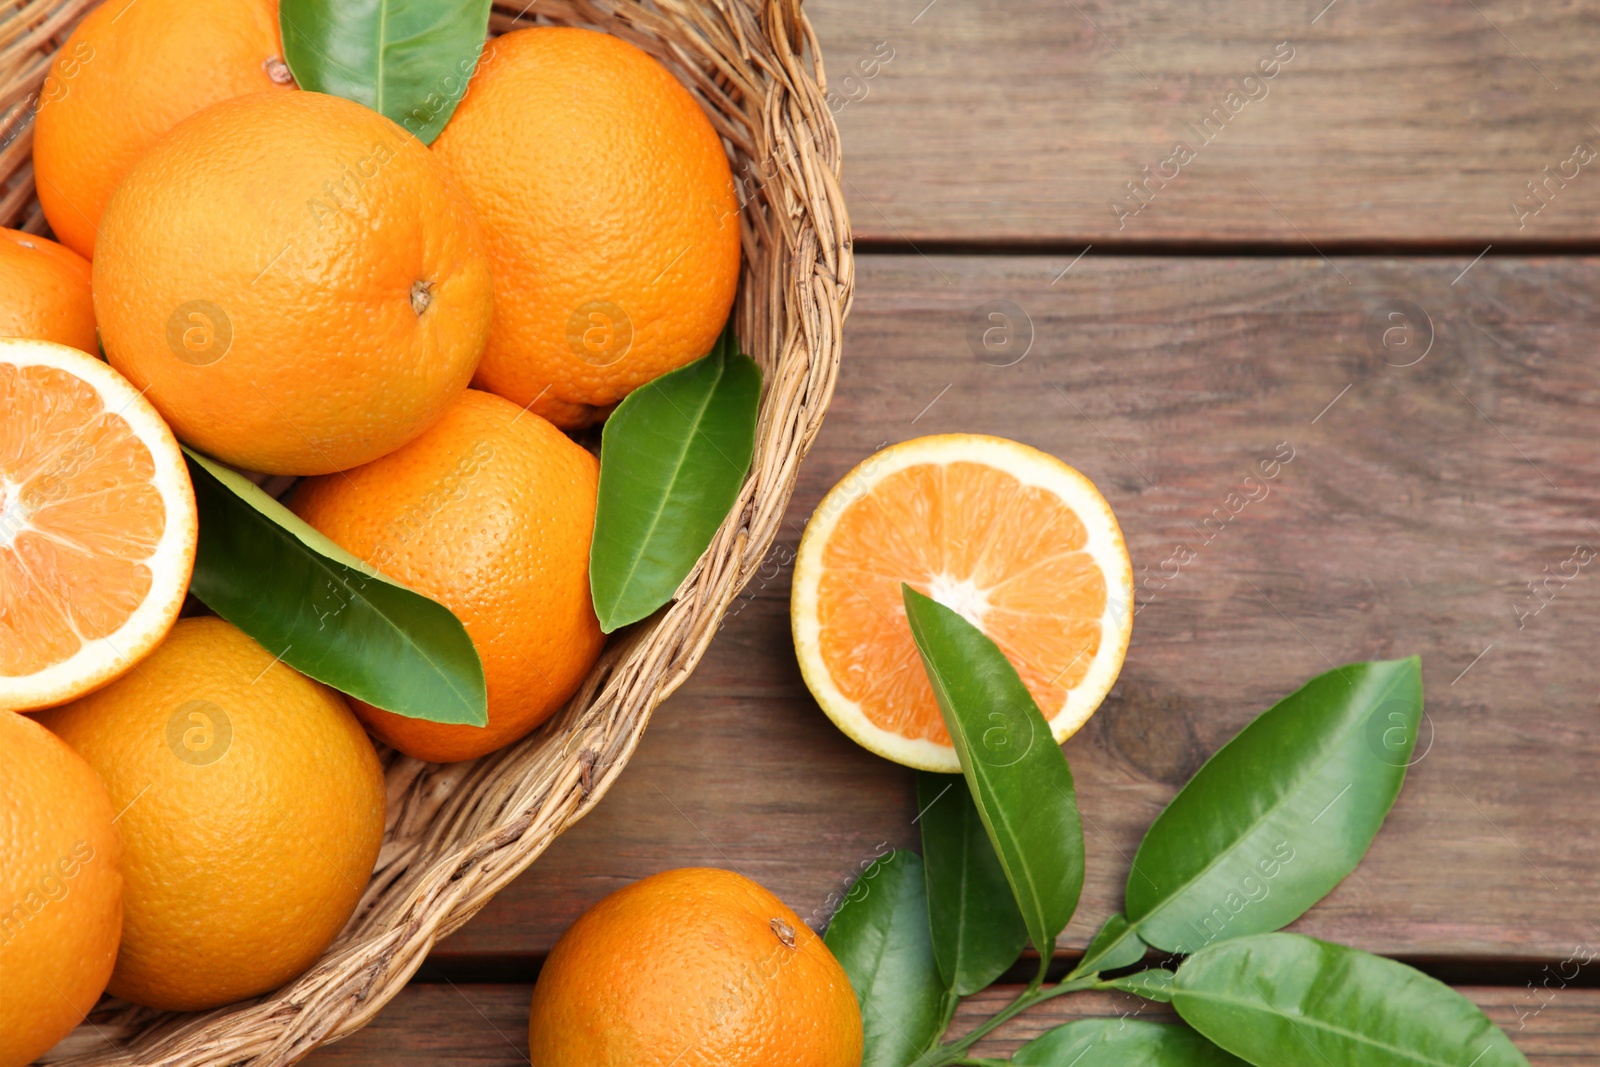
[
  {"xmin": 922, "ymin": 973, "xmax": 1101, "ymax": 1065},
  {"xmin": 933, "ymin": 987, "xmax": 961, "ymax": 1045},
  {"xmin": 1029, "ymin": 949, "xmax": 1051, "ymax": 992}
]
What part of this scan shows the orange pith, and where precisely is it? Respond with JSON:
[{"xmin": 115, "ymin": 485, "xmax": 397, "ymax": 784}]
[
  {"xmin": 818, "ymin": 461, "xmax": 1108, "ymax": 745},
  {"xmin": 0, "ymin": 364, "xmax": 164, "ymax": 677}
]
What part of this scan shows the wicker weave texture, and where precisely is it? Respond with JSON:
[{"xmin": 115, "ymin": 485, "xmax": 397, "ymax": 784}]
[{"xmin": 1, "ymin": 0, "xmax": 851, "ymax": 1062}]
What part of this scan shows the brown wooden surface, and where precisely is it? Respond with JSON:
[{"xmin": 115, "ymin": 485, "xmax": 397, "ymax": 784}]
[
  {"xmin": 155, "ymin": 2, "xmax": 1600, "ymax": 1060},
  {"xmin": 810, "ymin": 0, "xmax": 1600, "ymax": 245},
  {"xmin": 298, "ymin": 984, "xmax": 1600, "ymax": 1064},
  {"xmin": 434, "ymin": 255, "xmax": 1600, "ymax": 966}
]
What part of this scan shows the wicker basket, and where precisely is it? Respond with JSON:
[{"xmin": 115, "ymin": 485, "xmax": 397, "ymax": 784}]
[{"xmin": 2, "ymin": 0, "xmax": 851, "ymax": 1062}]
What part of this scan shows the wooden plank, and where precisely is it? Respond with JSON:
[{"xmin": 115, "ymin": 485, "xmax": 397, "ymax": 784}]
[
  {"xmin": 434, "ymin": 254, "xmax": 1600, "ymax": 964},
  {"xmin": 298, "ymin": 983, "xmax": 1600, "ymax": 1063},
  {"xmin": 807, "ymin": 0, "xmax": 1600, "ymax": 244}
]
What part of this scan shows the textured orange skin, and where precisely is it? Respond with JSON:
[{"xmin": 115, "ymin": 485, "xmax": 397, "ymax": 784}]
[
  {"xmin": 290, "ymin": 390, "xmax": 604, "ymax": 762},
  {"xmin": 528, "ymin": 868, "xmax": 863, "ymax": 1067},
  {"xmin": 432, "ymin": 27, "xmax": 741, "ymax": 428},
  {"xmin": 36, "ymin": 618, "xmax": 385, "ymax": 1011},
  {"xmin": 94, "ymin": 90, "xmax": 493, "ymax": 476},
  {"xmin": 0, "ymin": 711, "xmax": 123, "ymax": 1067},
  {"xmin": 0, "ymin": 229, "xmax": 95, "ymax": 353},
  {"xmin": 32, "ymin": 0, "xmax": 290, "ymax": 259}
]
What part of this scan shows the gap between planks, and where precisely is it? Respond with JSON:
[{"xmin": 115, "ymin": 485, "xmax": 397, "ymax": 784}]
[
  {"xmin": 410, "ymin": 952, "xmax": 1600, "ymax": 991},
  {"xmin": 851, "ymin": 238, "xmax": 1600, "ymax": 257}
]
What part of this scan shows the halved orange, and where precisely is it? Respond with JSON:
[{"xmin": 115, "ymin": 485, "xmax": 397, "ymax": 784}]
[
  {"xmin": 0, "ymin": 338, "xmax": 197, "ymax": 711},
  {"xmin": 791, "ymin": 434, "xmax": 1134, "ymax": 772}
]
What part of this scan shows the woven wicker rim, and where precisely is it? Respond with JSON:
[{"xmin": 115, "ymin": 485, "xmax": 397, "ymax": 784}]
[{"xmin": 2, "ymin": 0, "xmax": 852, "ymax": 1062}]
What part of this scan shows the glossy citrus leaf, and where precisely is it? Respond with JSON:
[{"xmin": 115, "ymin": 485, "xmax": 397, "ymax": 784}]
[
  {"xmin": 1014, "ymin": 1018, "xmax": 1248, "ymax": 1066},
  {"xmin": 185, "ymin": 449, "xmax": 487, "ymax": 725},
  {"xmin": 1126, "ymin": 658, "xmax": 1422, "ymax": 953},
  {"xmin": 824, "ymin": 850, "xmax": 946, "ymax": 1067},
  {"xmin": 1173, "ymin": 934, "xmax": 1530, "ymax": 1067},
  {"xmin": 589, "ymin": 325, "xmax": 761, "ymax": 632},
  {"xmin": 1071, "ymin": 912, "xmax": 1148, "ymax": 978},
  {"xmin": 902, "ymin": 586, "xmax": 1084, "ymax": 962},
  {"xmin": 917, "ymin": 771, "xmax": 1029, "ymax": 995},
  {"xmin": 279, "ymin": 0, "xmax": 492, "ymax": 143}
]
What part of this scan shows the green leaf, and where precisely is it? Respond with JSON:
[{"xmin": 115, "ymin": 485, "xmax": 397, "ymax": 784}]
[
  {"xmin": 917, "ymin": 771, "xmax": 1030, "ymax": 995},
  {"xmin": 1172, "ymin": 933, "xmax": 1530, "ymax": 1067},
  {"xmin": 824, "ymin": 850, "xmax": 946, "ymax": 1067},
  {"xmin": 1073, "ymin": 912, "xmax": 1148, "ymax": 977},
  {"xmin": 1098, "ymin": 967, "xmax": 1176, "ymax": 1002},
  {"xmin": 589, "ymin": 326, "xmax": 761, "ymax": 632},
  {"xmin": 185, "ymin": 450, "xmax": 487, "ymax": 725},
  {"xmin": 1125, "ymin": 658, "xmax": 1423, "ymax": 954},
  {"xmin": 1014, "ymin": 1019, "xmax": 1249, "ymax": 1066},
  {"xmin": 901, "ymin": 586, "xmax": 1085, "ymax": 963},
  {"xmin": 279, "ymin": 0, "xmax": 492, "ymax": 143}
]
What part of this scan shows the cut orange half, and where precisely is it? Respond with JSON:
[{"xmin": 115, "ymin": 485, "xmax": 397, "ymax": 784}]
[
  {"xmin": 0, "ymin": 338, "xmax": 197, "ymax": 710},
  {"xmin": 792, "ymin": 434, "xmax": 1134, "ymax": 772}
]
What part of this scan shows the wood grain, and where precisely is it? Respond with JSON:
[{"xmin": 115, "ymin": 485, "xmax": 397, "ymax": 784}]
[
  {"xmin": 430, "ymin": 254, "xmax": 1600, "ymax": 966},
  {"xmin": 298, "ymin": 983, "xmax": 1600, "ymax": 1063},
  {"xmin": 807, "ymin": 0, "xmax": 1600, "ymax": 245}
]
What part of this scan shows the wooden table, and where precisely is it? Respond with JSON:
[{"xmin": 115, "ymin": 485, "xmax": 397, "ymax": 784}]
[{"xmin": 309, "ymin": 1, "xmax": 1600, "ymax": 1060}]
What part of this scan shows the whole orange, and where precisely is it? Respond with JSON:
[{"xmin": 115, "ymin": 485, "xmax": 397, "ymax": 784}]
[
  {"xmin": 432, "ymin": 27, "xmax": 741, "ymax": 428},
  {"xmin": 36, "ymin": 617, "xmax": 386, "ymax": 1011},
  {"xmin": 32, "ymin": 0, "xmax": 292, "ymax": 259},
  {"xmin": 93, "ymin": 90, "xmax": 493, "ymax": 476},
  {"xmin": 0, "ymin": 711, "xmax": 122, "ymax": 1067},
  {"xmin": 528, "ymin": 868, "xmax": 862, "ymax": 1067},
  {"xmin": 290, "ymin": 389, "xmax": 604, "ymax": 762},
  {"xmin": 0, "ymin": 228, "xmax": 95, "ymax": 352}
]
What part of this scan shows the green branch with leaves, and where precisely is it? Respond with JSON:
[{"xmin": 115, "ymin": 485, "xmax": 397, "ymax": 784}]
[{"xmin": 821, "ymin": 585, "xmax": 1527, "ymax": 1067}]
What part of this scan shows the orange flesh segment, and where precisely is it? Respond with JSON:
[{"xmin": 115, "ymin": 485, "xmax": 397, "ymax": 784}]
[
  {"xmin": 817, "ymin": 461, "xmax": 1106, "ymax": 744},
  {"xmin": 0, "ymin": 363, "xmax": 163, "ymax": 676}
]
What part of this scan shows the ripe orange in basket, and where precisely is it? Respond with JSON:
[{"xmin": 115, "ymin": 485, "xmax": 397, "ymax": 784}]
[
  {"xmin": 528, "ymin": 867, "xmax": 862, "ymax": 1067},
  {"xmin": 94, "ymin": 90, "xmax": 493, "ymax": 476},
  {"xmin": 31, "ymin": 0, "xmax": 292, "ymax": 259},
  {"xmin": 290, "ymin": 390, "xmax": 604, "ymax": 763},
  {"xmin": 0, "ymin": 338, "xmax": 196, "ymax": 712},
  {"xmin": 0, "ymin": 229, "xmax": 95, "ymax": 353},
  {"xmin": 36, "ymin": 617, "xmax": 386, "ymax": 1011},
  {"xmin": 791, "ymin": 434, "xmax": 1134, "ymax": 772},
  {"xmin": 0, "ymin": 710, "xmax": 123, "ymax": 1067},
  {"xmin": 432, "ymin": 26, "xmax": 741, "ymax": 428}
]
